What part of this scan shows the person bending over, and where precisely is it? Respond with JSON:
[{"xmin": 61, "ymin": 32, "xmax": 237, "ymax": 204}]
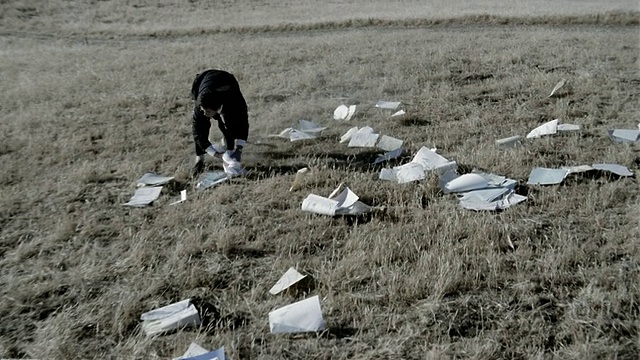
[{"xmin": 190, "ymin": 69, "xmax": 249, "ymax": 177}]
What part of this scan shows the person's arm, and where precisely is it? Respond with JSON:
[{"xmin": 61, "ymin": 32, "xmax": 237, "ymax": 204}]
[{"xmin": 192, "ymin": 105, "xmax": 212, "ymax": 155}]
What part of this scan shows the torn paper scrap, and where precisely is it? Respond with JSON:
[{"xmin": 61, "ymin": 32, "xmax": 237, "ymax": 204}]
[
  {"xmin": 373, "ymin": 147, "xmax": 403, "ymax": 164},
  {"xmin": 137, "ymin": 173, "xmax": 175, "ymax": 187},
  {"xmin": 608, "ymin": 129, "xmax": 640, "ymax": 143},
  {"xmin": 141, "ymin": 299, "xmax": 201, "ymax": 336},
  {"xmin": 376, "ymin": 135, "xmax": 403, "ymax": 151},
  {"xmin": 195, "ymin": 171, "xmax": 229, "ymax": 191},
  {"xmin": 123, "ymin": 186, "xmax": 163, "ymax": 207},
  {"xmin": 301, "ymin": 184, "xmax": 372, "ymax": 216},
  {"xmin": 391, "ymin": 109, "xmax": 406, "ymax": 117},
  {"xmin": 527, "ymin": 168, "xmax": 569, "ymax": 185},
  {"xmin": 180, "ymin": 347, "xmax": 225, "ymax": 360},
  {"xmin": 496, "ymin": 135, "xmax": 522, "ymax": 148},
  {"xmin": 269, "ymin": 295, "xmax": 326, "ymax": 334},
  {"xmin": 557, "ymin": 124, "xmax": 580, "ymax": 132},
  {"xmin": 333, "ymin": 105, "xmax": 356, "ymax": 121},
  {"xmin": 412, "ymin": 147, "xmax": 457, "ymax": 173},
  {"xmin": 340, "ymin": 126, "xmax": 359, "ymax": 144},
  {"xmin": 169, "ymin": 190, "xmax": 187, "ymax": 205},
  {"xmin": 375, "ymin": 100, "xmax": 401, "ymax": 110},
  {"xmin": 526, "ymin": 119, "xmax": 558, "ymax": 138},
  {"xmin": 289, "ymin": 167, "xmax": 310, "ymax": 191},
  {"xmin": 269, "ymin": 268, "xmax": 307, "ymax": 295},
  {"xmin": 172, "ymin": 342, "xmax": 214, "ymax": 360},
  {"xmin": 348, "ymin": 126, "xmax": 379, "ymax": 147},
  {"xmin": 591, "ymin": 163, "xmax": 634, "ymax": 177},
  {"xmin": 298, "ymin": 120, "xmax": 326, "ymax": 134},
  {"xmin": 548, "ymin": 78, "xmax": 566, "ymax": 98}
]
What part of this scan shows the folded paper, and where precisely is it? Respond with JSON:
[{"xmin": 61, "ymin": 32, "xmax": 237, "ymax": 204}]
[
  {"xmin": 140, "ymin": 299, "xmax": 201, "ymax": 336},
  {"xmin": 123, "ymin": 186, "xmax": 163, "ymax": 207},
  {"xmin": 269, "ymin": 268, "xmax": 307, "ymax": 295},
  {"xmin": 269, "ymin": 295, "xmax": 326, "ymax": 334}
]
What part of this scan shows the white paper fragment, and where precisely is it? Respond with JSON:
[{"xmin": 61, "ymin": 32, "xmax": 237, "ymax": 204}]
[
  {"xmin": 376, "ymin": 135, "xmax": 404, "ymax": 151},
  {"xmin": 298, "ymin": 120, "xmax": 326, "ymax": 133},
  {"xmin": 526, "ymin": 119, "xmax": 559, "ymax": 138},
  {"xmin": 172, "ymin": 342, "xmax": 209, "ymax": 360},
  {"xmin": 444, "ymin": 173, "xmax": 490, "ymax": 194},
  {"xmin": 375, "ymin": 100, "xmax": 401, "ymax": 110},
  {"xmin": 379, "ymin": 167, "xmax": 398, "ymax": 181},
  {"xmin": 563, "ymin": 165, "xmax": 595, "ymax": 174},
  {"xmin": 340, "ymin": 126, "xmax": 359, "ymax": 144},
  {"xmin": 290, "ymin": 167, "xmax": 310, "ymax": 192},
  {"xmin": 346, "ymin": 105, "xmax": 356, "ymax": 121},
  {"xmin": 557, "ymin": 124, "xmax": 580, "ymax": 132},
  {"xmin": 395, "ymin": 162, "xmax": 428, "ymax": 184},
  {"xmin": 137, "ymin": 173, "xmax": 175, "ymax": 187},
  {"xmin": 301, "ymin": 184, "xmax": 371, "ymax": 216},
  {"xmin": 333, "ymin": 105, "xmax": 349, "ymax": 120},
  {"xmin": 270, "ymin": 121, "xmax": 326, "ymax": 141},
  {"xmin": 496, "ymin": 135, "xmax": 522, "ymax": 148},
  {"xmin": 380, "ymin": 146, "xmax": 457, "ymax": 183},
  {"xmin": 176, "ymin": 345, "xmax": 226, "ymax": 360},
  {"xmin": 592, "ymin": 163, "xmax": 634, "ymax": 177},
  {"xmin": 269, "ymin": 295, "xmax": 326, "ymax": 334},
  {"xmin": 548, "ymin": 79, "xmax": 566, "ymax": 97},
  {"xmin": 195, "ymin": 171, "xmax": 229, "ymax": 191},
  {"xmin": 608, "ymin": 129, "xmax": 640, "ymax": 143},
  {"xmin": 373, "ymin": 147, "xmax": 403, "ymax": 164},
  {"xmin": 123, "ymin": 186, "xmax": 163, "ymax": 207},
  {"xmin": 459, "ymin": 191, "xmax": 526, "ymax": 211},
  {"xmin": 412, "ymin": 147, "xmax": 454, "ymax": 172},
  {"xmin": 348, "ymin": 127, "xmax": 379, "ymax": 147},
  {"xmin": 169, "ymin": 190, "xmax": 188, "ymax": 205},
  {"xmin": 459, "ymin": 187, "xmax": 511, "ymax": 203},
  {"xmin": 269, "ymin": 268, "xmax": 307, "ymax": 295},
  {"xmin": 289, "ymin": 129, "xmax": 318, "ymax": 141},
  {"xmin": 527, "ymin": 168, "xmax": 569, "ymax": 185},
  {"xmin": 391, "ymin": 109, "xmax": 406, "ymax": 117},
  {"xmin": 141, "ymin": 299, "xmax": 201, "ymax": 336}
]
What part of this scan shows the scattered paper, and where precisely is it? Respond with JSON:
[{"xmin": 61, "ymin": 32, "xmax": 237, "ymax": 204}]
[
  {"xmin": 195, "ymin": 171, "xmax": 229, "ymax": 191},
  {"xmin": 376, "ymin": 135, "xmax": 403, "ymax": 151},
  {"xmin": 340, "ymin": 127, "xmax": 359, "ymax": 144},
  {"xmin": 269, "ymin": 295, "xmax": 326, "ymax": 334},
  {"xmin": 137, "ymin": 173, "xmax": 175, "ymax": 187},
  {"xmin": 169, "ymin": 190, "xmax": 187, "ymax": 205},
  {"xmin": 548, "ymin": 79, "xmax": 566, "ymax": 97},
  {"xmin": 269, "ymin": 268, "xmax": 307, "ymax": 295},
  {"xmin": 375, "ymin": 100, "xmax": 401, "ymax": 110},
  {"xmin": 348, "ymin": 127, "xmax": 379, "ymax": 148},
  {"xmin": 298, "ymin": 119, "xmax": 327, "ymax": 134},
  {"xmin": 608, "ymin": 129, "xmax": 640, "ymax": 143},
  {"xmin": 443, "ymin": 173, "xmax": 489, "ymax": 193},
  {"xmin": 380, "ymin": 147, "xmax": 456, "ymax": 184},
  {"xmin": 591, "ymin": 163, "xmax": 634, "ymax": 177},
  {"xmin": 172, "ymin": 342, "xmax": 209, "ymax": 360},
  {"xmin": 527, "ymin": 168, "xmax": 570, "ymax": 185},
  {"xmin": 557, "ymin": 124, "xmax": 580, "ymax": 132},
  {"xmin": 173, "ymin": 343, "xmax": 225, "ymax": 360},
  {"xmin": 372, "ymin": 147, "xmax": 403, "ymax": 164},
  {"xmin": 527, "ymin": 119, "xmax": 580, "ymax": 138},
  {"xmin": 391, "ymin": 109, "xmax": 406, "ymax": 117},
  {"xmin": 270, "ymin": 120, "xmax": 326, "ymax": 141},
  {"xmin": 140, "ymin": 299, "xmax": 201, "ymax": 336},
  {"xmin": 333, "ymin": 105, "xmax": 356, "ymax": 121},
  {"xmin": 289, "ymin": 167, "xmax": 310, "ymax": 191},
  {"xmin": 123, "ymin": 186, "xmax": 163, "ymax": 207},
  {"xmin": 459, "ymin": 191, "xmax": 526, "ymax": 211},
  {"xmin": 301, "ymin": 183, "xmax": 372, "ymax": 216},
  {"xmin": 496, "ymin": 135, "xmax": 522, "ymax": 148}
]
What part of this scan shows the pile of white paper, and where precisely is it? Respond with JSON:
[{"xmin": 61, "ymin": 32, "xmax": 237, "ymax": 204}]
[
  {"xmin": 527, "ymin": 163, "xmax": 634, "ymax": 185},
  {"xmin": 301, "ymin": 183, "xmax": 372, "ymax": 216},
  {"xmin": 441, "ymin": 170, "xmax": 526, "ymax": 211},
  {"xmin": 173, "ymin": 343, "xmax": 225, "ymax": 360},
  {"xmin": 379, "ymin": 146, "xmax": 457, "ymax": 184},
  {"xmin": 526, "ymin": 119, "xmax": 580, "ymax": 139},
  {"xmin": 269, "ymin": 268, "xmax": 307, "ymax": 295},
  {"xmin": 269, "ymin": 295, "xmax": 326, "ymax": 334},
  {"xmin": 140, "ymin": 299, "xmax": 201, "ymax": 336},
  {"xmin": 333, "ymin": 104, "xmax": 356, "ymax": 121},
  {"xmin": 270, "ymin": 120, "xmax": 327, "ymax": 141}
]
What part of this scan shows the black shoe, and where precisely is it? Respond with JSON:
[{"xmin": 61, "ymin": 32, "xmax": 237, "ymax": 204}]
[{"xmin": 191, "ymin": 160, "xmax": 205, "ymax": 178}]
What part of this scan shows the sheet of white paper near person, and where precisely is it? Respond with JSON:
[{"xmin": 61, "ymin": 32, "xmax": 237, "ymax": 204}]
[
  {"xmin": 172, "ymin": 343, "xmax": 225, "ymax": 360},
  {"xmin": 269, "ymin": 295, "xmax": 326, "ymax": 334},
  {"xmin": 301, "ymin": 183, "xmax": 372, "ymax": 216},
  {"xmin": 289, "ymin": 167, "xmax": 310, "ymax": 191},
  {"xmin": 137, "ymin": 173, "xmax": 175, "ymax": 187},
  {"xmin": 140, "ymin": 299, "xmax": 201, "ymax": 336},
  {"xmin": 195, "ymin": 171, "xmax": 229, "ymax": 191},
  {"xmin": 269, "ymin": 268, "xmax": 307, "ymax": 295},
  {"xmin": 123, "ymin": 186, "xmax": 163, "ymax": 207},
  {"xmin": 333, "ymin": 104, "xmax": 356, "ymax": 121},
  {"xmin": 548, "ymin": 79, "xmax": 566, "ymax": 97}
]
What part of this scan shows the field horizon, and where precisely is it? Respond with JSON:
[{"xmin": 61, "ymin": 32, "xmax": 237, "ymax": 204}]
[{"xmin": 1, "ymin": 1, "xmax": 639, "ymax": 359}]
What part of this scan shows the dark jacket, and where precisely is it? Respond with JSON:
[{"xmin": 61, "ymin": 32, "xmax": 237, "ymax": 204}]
[{"xmin": 190, "ymin": 69, "xmax": 249, "ymax": 155}]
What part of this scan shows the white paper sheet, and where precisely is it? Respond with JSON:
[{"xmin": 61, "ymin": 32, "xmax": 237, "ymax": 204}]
[
  {"xmin": 177, "ymin": 346, "xmax": 225, "ymax": 360},
  {"xmin": 395, "ymin": 162, "xmax": 427, "ymax": 183},
  {"xmin": 460, "ymin": 191, "xmax": 526, "ymax": 211},
  {"xmin": 141, "ymin": 299, "xmax": 201, "ymax": 336},
  {"xmin": 298, "ymin": 120, "xmax": 326, "ymax": 133},
  {"xmin": 137, "ymin": 173, "xmax": 175, "ymax": 187},
  {"xmin": 375, "ymin": 100, "xmax": 401, "ymax": 110},
  {"xmin": 557, "ymin": 124, "xmax": 580, "ymax": 132},
  {"xmin": 269, "ymin": 268, "xmax": 307, "ymax": 295},
  {"xmin": 592, "ymin": 163, "xmax": 634, "ymax": 177},
  {"xmin": 391, "ymin": 109, "xmax": 406, "ymax": 117},
  {"xmin": 348, "ymin": 127, "xmax": 379, "ymax": 147},
  {"xmin": 333, "ymin": 105, "xmax": 349, "ymax": 120},
  {"xmin": 411, "ymin": 147, "xmax": 451, "ymax": 170},
  {"xmin": 526, "ymin": 119, "xmax": 559, "ymax": 138},
  {"xmin": 123, "ymin": 186, "xmax": 163, "ymax": 207},
  {"xmin": 301, "ymin": 194, "xmax": 339, "ymax": 216},
  {"xmin": 195, "ymin": 172, "xmax": 229, "ymax": 191},
  {"xmin": 373, "ymin": 147, "xmax": 403, "ymax": 164},
  {"xmin": 376, "ymin": 135, "xmax": 403, "ymax": 151},
  {"xmin": 340, "ymin": 126, "xmax": 359, "ymax": 144},
  {"xmin": 269, "ymin": 295, "xmax": 326, "ymax": 334},
  {"xmin": 496, "ymin": 135, "xmax": 522, "ymax": 148},
  {"xmin": 527, "ymin": 168, "xmax": 569, "ymax": 185},
  {"xmin": 301, "ymin": 185, "xmax": 372, "ymax": 216},
  {"xmin": 289, "ymin": 167, "xmax": 310, "ymax": 192},
  {"xmin": 548, "ymin": 79, "xmax": 566, "ymax": 97},
  {"xmin": 289, "ymin": 129, "xmax": 318, "ymax": 141},
  {"xmin": 172, "ymin": 342, "xmax": 209, "ymax": 360},
  {"xmin": 444, "ymin": 173, "xmax": 489, "ymax": 193},
  {"xmin": 608, "ymin": 129, "xmax": 640, "ymax": 142}
]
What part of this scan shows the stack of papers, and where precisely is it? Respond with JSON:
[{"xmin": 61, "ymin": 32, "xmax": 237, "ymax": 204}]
[
  {"xmin": 140, "ymin": 299, "xmax": 201, "ymax": 336},
  {"xmin": 379, "ymin": 146, "xmax": 456, "ymax": 184},
  {"xmin": 271, "ymin": 120, "xmax": 327, "ymax": 141},
  {"xmin": 301, "ymin": 183, "xmax": 372, "ymax": 216},
  {"xmin": 440, "ymin": 170, "xmax": 525, "ymax": 211},
  {"xmin": 269, "ymin": 295, "xmax": 326, "ymax": 334},
  {"xmin": 340, "ymin": 126, "xmax": 403, "ymax": 151}
]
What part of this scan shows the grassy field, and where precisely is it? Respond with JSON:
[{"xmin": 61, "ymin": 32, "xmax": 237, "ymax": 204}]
[{"xmin": 1, "ymin": 1, "xmax": 639, "ymax": 359}]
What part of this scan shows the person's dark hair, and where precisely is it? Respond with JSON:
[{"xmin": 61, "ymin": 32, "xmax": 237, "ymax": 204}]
[{"xmin": 198, "ymin": 90, "xmax": 221, "ymax": 110}]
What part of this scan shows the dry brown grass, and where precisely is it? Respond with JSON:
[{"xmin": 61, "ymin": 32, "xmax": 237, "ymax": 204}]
[{"xmin": 1, "ymin": 1, "xmax": 639, "ymax": 359}]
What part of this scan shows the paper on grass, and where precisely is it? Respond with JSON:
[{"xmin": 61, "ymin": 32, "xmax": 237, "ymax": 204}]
[
  {"xmin": 380, "ymin": 147, "xmax": 456, "ymax": 183},
  {"xmin": 496, "ymin": 135, "xmax": 522, "ymax": 148},
  {"xmin": 375, "ymin": 100, "xmax": 401, "ymax": 110},
  {"xmin": 526, "ymin": 119, "xmax": 559, "ymax": 138},
  {"xmin": 137, "ymin": 173, "xmax": 174, "ymax": 187},
  {"xmin": 289, "ymin": 167, "xmax": 310, "ymax": 191},
  {"xmin": 592, "ymin": 163, "xmax": 634, "ymax": 177},
  {"xmin": 340, "ymin": 126, "xmax": 359, "ymax": 143},
  {"xmin": 608, "ymin": 129, "xmax": 640, "ymax": 143},
  {"xmin": 333, "ymin": 105, "xmax": 356, "ymax": 121},
  {"xmin": 269, "ymin": 295, "xmax": 326, "ymax": 334},
  {"xmin": 376, "ymin": 135, "xmax": 403, "ymax": 151},
  {"xmin": 373, "ymin": 147, "xmax": 403, "ymax": 164},
  {"xmin": 301, "ymin": 184, "xmax": 371, "ymax": 216},
  {"xmin": 174, "ymin": 344, "xmax": 226, "ymax": 360},
  {"xmin": 269, "ymin": 268, "xmax": 307, "ymax": 295},
  {"xmin": 169, "ymin": 190, "xmax": 187, "ymax": 205},
  {"xmin": 348, "ymin": 126, "xmax": 379, "ymax": 147},
  {"xmin": 548, "ymin": 79, "xmax": 566, "ymax": 97},
  {"xmin": 123, "ymin": 186, "xmax": 163, "ymax": 207},
  {"xmin": 557, "ymin": 124, "xmax": 580, "ymax": 132},
  {"xmin": 459, "ymin": 191, "xmax": 526, "ymax": 211},
  {"xmin": 443, "ymin": 173, "xmax": 490, "ymax": 193},
  {"xmin": 527, "ymin": 168, "xmax": 569, "ymax": 185},
  {"xmin": 172, "ymin": 342, "xmax": 209, "ymax": 360},
  {"xmin": 298, "ymin": 119, "xmax": 326, "ymax": 133},
  {"xmin": 195, "ymin": 171, "xmax": 229, "ymax": 191},
  {"xmin": 391, "ymin": 109, "xmax": 406, "ymax": 117},
  {"xmin": 141, "ymin": 299, "xmax": 201, "ymax": 336}
]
